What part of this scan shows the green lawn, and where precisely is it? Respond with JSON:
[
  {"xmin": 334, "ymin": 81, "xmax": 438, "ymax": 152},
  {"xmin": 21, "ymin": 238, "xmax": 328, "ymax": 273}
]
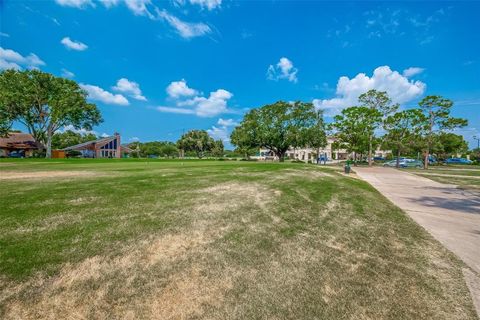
[{"xmin": 0, "ymin": 159, "xmax": 477, "ymax": 319}]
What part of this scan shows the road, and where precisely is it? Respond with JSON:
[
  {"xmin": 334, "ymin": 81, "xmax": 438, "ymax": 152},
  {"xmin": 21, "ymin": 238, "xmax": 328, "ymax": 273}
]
[{"xmin": 354, "ymin": 167, "xmax": 480, "ymax": 314}]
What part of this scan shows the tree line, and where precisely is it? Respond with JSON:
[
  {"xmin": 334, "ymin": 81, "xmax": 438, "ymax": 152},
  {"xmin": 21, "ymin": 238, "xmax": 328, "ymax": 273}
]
[
  {"xmin": 230, "ymin": 90, "xmax": 469, "ymax": 169},
  {"xmin": 1, "ymin": 70, "xmax": 471, "ymax": 165}
]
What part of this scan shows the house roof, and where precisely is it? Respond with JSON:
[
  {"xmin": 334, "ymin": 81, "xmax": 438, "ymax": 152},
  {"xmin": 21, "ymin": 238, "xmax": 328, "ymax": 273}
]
[
  {"xmin": 0, "ymin": 132, "xmax": 42, "ymax": 149},
  {"xmin": 63, "ymin": 136, "xmax": 116, "ymax": 150}
]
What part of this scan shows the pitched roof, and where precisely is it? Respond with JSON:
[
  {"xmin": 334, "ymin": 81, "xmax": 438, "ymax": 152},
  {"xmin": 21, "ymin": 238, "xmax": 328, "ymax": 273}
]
[
  {"xmin": 0, "ymin": 132, "xmax": 43, "ymax": 149},
  {"xmin": 63, "ymin": 136, "xmax": 115, "ymax": 150}
]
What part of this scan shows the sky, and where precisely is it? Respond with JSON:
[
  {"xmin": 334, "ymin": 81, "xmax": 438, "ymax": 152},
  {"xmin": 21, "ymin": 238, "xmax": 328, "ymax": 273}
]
[{"xmin": 1, "ymin": 0, "xmax": 479, "ymax": 149}]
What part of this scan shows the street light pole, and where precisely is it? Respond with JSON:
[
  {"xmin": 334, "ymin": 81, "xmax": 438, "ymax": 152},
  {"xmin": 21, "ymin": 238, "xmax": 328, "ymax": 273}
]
[{"xmin": 474, "ymin": 136, "xmax": 480, "ymax": 151}]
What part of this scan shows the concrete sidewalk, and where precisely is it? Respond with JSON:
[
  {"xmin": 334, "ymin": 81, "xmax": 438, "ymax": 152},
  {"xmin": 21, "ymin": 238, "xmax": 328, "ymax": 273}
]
[{"xmin": 354, "ymin": 167, "xmax": 480, "ymax": 314}]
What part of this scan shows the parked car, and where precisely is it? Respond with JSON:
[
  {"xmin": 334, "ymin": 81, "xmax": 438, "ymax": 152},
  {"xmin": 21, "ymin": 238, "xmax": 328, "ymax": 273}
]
[
  {"xmin": 373, "ymin": 156, "xmax": 385, "ymax": 161},
  {"xmin": 8, "ymin": 151, "xmax": 25, "ymax": 158},
  {"xmin": 384, "ymin": 158, "xmax": 423, "ymax": 168},
  {"xmin": 445, "ymin": 158, "xmax": 472, "ymax": 165}
]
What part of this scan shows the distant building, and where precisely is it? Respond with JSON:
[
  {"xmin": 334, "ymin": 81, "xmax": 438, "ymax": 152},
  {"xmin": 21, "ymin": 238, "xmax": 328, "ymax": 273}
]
[
  {"xmin": 0, "ymin": 132, "xmax": 43, "ymax": 157},
  {"xmin": 63, "ymin": 133, "xmax": 131, "ymax": 158},
  {"xmin": 254, "ymin": 137, "xmax": 391, "ymax": 162}
]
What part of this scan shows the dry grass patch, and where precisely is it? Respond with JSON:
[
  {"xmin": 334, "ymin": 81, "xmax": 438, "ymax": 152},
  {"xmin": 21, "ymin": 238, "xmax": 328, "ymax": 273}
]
[{"xmin": 0, "ymin": 170, "xmax": 99, "ymax": 180}]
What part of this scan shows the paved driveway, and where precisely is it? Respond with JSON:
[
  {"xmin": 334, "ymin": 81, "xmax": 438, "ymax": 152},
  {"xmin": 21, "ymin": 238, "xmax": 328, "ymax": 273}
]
[{"xmin": 354, "ymin": 167, "xmax": 480, "ymax": 313}]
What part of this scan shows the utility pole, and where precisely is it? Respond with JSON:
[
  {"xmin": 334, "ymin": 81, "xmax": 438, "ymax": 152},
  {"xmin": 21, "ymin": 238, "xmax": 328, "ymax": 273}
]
[{"xmin": 474, "ymin": 135, "xmax": 480, "ymax": 154}]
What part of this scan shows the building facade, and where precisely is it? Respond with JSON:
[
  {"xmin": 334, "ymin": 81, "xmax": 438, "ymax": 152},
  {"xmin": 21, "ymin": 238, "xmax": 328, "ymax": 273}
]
[
  {"xmin": 63, "ymin": 133, "xmax": 131, "ymax": 158},
  {"xmin": 0, "ymin": 132, "xmax": 43, "ymax": 157}
]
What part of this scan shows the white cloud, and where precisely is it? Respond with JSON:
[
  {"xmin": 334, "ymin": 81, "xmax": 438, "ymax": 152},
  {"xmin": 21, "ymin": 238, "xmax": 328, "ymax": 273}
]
[
  {"xmin": 99, "ymin": 0, "xmax": 119, "ymax": 8},
  {"xmin": 0, "ymin": 47, "xmax": 45, "ymax": 70},
  {"xmin": 313, "ymin": 65, "xmax": 426, "ymax": 116},
  {"xmin": 191, "ymin": 89, "xmax": 233, "ymax": 117},
  {"xmin": 166, "ymin": 79, "xmax": 198, "ymax": 98},
  {"xmin": 61, "ymin": 37, "xmax": 88, "ymax": 51},
  {"xmin": 113, "ymin": 78, "xmax": 147, "ymax": 101},
  {"xmin": 159, "ymin": 81, "xmax": 233, "ymax": 117},
  {"xmin": 61, "ymin": 68, "xmax": 75, "ymax": 78},
  {"xmin": 156, "ymin": 106, "xmax": 195, "ymax": 114},
  {"xmin": 403, "ymin": 67, "xmax": 425, "ymax": 77},
  {"xmin": 125, "ymin": 0, "xmax": 153, "ymax": 18},
  {"xmin": 174, "ymin": 0, "xmax": 221, "ymax": 10},
  {"xmin": 217, "ymin": 118, "xmax": 238, "ymax": 127},
  {"xmin": 207, "ymin": 125, "xmax": 229, "ymax": 142},
  {"xmin": 55, "ymin": 0, "xmax": 94, "ymax": 8},
  {"xmin": 156, "ymin": 9, "xmax": 211, "ymax": 39},
  {"xmin": 267, "ymin": 57, "xmax": 298, "ymax": 83},
  {"xmin": 60, "ymin": 124, "xmax": 97, "ymax": 136},
  {"xmin": 207, "ymin": 117, "xmax": 237, "ymax": 143},
  {"xmin": 189, "ymin": 0, "xmax": 222, "ymax": 10},
  {"xmin": 80, "ymin": 83, "xmax": 129, "ymax": 106}
]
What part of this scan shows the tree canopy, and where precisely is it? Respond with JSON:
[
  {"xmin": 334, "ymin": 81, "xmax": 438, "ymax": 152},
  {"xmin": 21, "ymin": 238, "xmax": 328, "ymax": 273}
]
[
  {"xmin": 358, "ymin": 89, "xmax": 398, "ymax": 166},
  {"xmin": 330, "ymin": 106, "xmax": 380, "ymax": 163},
  {"xmin": 230, "ymin": 101, "xmax": 326, "ymax": 161},
  {"xmin": 418, "ymin": 95, "xmax": 468, "ymax": 168},
  {"xmin": 176, "ymin": 130, "xmax": 215, "ymax": 158},
  {"xmin": 382, "ymin": 109, "xmax": 426, "ymax": 167},
  {"xmin": 0, "ymin": 69, "xmax": 102, "ymax": 158}
]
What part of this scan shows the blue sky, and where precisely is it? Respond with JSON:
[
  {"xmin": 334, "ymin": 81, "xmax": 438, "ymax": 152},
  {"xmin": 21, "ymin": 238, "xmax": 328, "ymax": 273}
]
[{"xmin": 1, "ymin": 0, "xmax": 479, "ymax": 148}]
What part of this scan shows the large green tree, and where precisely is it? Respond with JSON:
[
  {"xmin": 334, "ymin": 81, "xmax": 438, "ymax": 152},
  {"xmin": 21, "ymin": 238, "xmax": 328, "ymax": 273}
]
[
  {"xmin": 358, "ymin": 90, "xmax": 399, "ymax": 166},
  {"xmin": 0, "ymin": 69, "xmax": 102, "ymax": 158},
  {"xmin": 383, "ymin": 109, "xmax": 426, "ymax": 168},
  {"xmin": 211, "ymin": 139, "xmax": 224, "ymax": 158},
  {"xmin": 432, "ymin": 132, "xmax": 469, "ymax": 159},
  {"xmin": 176, "ymin": 130, "xmax": 215, "ymax": 159},
  {"xmin": 230, "ymin": 101, "xmax": 323, "ymax": 161},
  {"xmin": 330, "ymin": 106, "xmax": 381, "ymax": 165},
  {"xmin": 418, "ymin": 96, "xmax": 467, "ymax": 169}
]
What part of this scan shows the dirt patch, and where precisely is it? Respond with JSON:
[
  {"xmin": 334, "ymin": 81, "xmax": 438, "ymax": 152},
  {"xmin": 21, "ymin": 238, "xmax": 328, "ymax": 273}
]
[
  {"xmin": 281, "ymin": 169, "xmax": 334, "ymax": 179},
  {"xmin": 149, "ymin": 266, "xmax": 234, "ymax": 319},
  {"xmin": 0, "ymin": 170, "xmax": 98, "ymax": 180},
  {"xmin": 1, "ymin": 223, "xmax": 231, "ymax": 319},
  {"xmin": 197, "ymin": 182, "xmax": 280, "ymax": 213}
]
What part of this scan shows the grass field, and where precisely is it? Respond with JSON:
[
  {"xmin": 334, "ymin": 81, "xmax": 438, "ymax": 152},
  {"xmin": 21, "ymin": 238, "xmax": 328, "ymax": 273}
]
[
  {"xmin": 406, "ymin": 165, "xmax": 480, "ymax": 193},
  {"xmin": 0, "ymin": 159, "xmax": 477, "ymax": 319}
]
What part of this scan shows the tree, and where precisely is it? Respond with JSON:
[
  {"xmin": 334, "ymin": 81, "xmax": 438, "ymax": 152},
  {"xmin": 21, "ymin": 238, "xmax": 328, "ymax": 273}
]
[
  {"xmin": 160, "ymin": 142, "xmax": 178, "ymax": 158},
  {"xmin": 51, "ymin": 130, "xmax": 97, "ymax": 150},
  {"xmin": 230, "ymin": 101, "xmax": 322, "ymax": 161},
  {"xmin": 383, "ymin": 109, "xmax": 426, "ymax": 168},
  {"xmin": 418, "ymin": 96, "xmax": 468, "ymax": 169},
  {"xmin": 433, "ymin": 132, "xmax": 468, "ymax": 159},
  {"xmin": 176, "ymin": 130, "xmax": 215, "ymax": 159},
  {"xmin": 211, "ymin": 139, "xmax": 224, "ymax": 158},
  {"xmin": 305, "ymin": 109, "xmax": 327, "ymax": 161},
  {"xmin": 358, "ymin": 90, "xmax": 399, "ymax": 166},
  {"xmin": 0, "ymin": 69, "xmax": 102, "ymax": 158},
  {"xmin": 330, "ymin": 106, "xmax": 380, "ymax": 165}
]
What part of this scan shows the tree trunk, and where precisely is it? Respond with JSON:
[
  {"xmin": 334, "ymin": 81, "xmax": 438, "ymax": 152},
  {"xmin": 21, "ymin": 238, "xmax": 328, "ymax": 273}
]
[
  {"xmin": 368, "ymin": 134, "xmax": 373, "ymax": 167},
  {"xmin": 353, "ymin": 152, "xmax": 357, "ymax": 166},
  {"xmin": 424, "ymin": 147, "xmax": 429, "ymax": 170},
  {"xmin": 396, "ymin": 148, "xmax": 401, "ymax": 168},
  {"xmin": 46, "ymin": 128, "xmax": 53, "ymax": 159}
]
